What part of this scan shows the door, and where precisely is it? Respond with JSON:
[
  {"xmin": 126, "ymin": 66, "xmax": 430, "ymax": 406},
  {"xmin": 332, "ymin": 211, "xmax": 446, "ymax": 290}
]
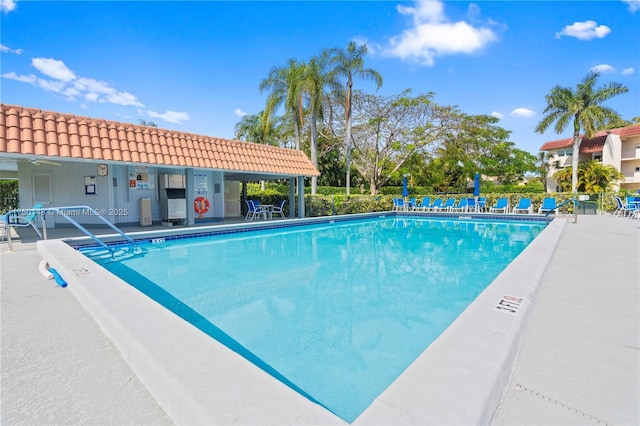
[{"xmin": 32, "ymin": 172, "xmax": 53, "ymax": 228}]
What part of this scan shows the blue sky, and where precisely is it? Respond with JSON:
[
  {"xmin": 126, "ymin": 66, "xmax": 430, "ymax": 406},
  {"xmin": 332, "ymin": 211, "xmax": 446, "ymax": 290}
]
[{"xmin": 1, "ymin": 0, "xmax": 639, "ymax": 155}]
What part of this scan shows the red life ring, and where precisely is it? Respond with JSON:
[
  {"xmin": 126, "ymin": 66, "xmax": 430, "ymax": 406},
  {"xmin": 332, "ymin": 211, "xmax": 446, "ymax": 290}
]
[{"xmin": 194, "ymin": 197, "xmax": 210, "ymax": 215}]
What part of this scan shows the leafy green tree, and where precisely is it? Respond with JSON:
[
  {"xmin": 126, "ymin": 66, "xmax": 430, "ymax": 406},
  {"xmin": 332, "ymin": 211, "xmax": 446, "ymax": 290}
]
[
  {"xmin": 259, "ymin": 58, "xmax": 306, "ymax": 150},
  {"xmin": 349, "ymin": 90, "xmax": 457, "ymax": 194},
  {"xmin": 535, "ymin": 71, "xmax": 628, "ymax": 192},
  {"xmin": 329, "ymin": 41, "xmax": 383, "ymax": 195}
]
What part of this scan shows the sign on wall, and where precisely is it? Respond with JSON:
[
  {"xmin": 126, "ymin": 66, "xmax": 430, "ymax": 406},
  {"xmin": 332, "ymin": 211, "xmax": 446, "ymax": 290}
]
[{"xmin": 194, "ymin": 173, "xmax": 208, "ymax": 195}]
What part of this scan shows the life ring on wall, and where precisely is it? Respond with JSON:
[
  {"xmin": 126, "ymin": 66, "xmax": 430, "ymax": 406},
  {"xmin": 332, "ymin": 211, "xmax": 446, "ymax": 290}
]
[{"xmin": 194, "ymin": 197, "xmax": 210, "ymax": 215}]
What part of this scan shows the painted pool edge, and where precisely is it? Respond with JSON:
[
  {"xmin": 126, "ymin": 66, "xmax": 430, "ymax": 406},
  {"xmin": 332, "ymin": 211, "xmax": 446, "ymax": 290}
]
[{"xmin": 37, "ymin": 214, "xmax": 565, "ymax": 425}]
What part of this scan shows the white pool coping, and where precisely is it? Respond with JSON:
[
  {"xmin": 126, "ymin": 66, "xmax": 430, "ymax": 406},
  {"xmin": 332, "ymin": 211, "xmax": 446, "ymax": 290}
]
[{"xmin": 37, "ymin": 216, "xmax": 566, "ymax": 425}]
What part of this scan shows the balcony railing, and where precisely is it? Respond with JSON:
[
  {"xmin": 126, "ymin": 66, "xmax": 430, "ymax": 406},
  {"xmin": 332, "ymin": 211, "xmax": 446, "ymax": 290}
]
[{"xmin": 621, "ymin": 150, "xmax": 640, "ymax": 160}]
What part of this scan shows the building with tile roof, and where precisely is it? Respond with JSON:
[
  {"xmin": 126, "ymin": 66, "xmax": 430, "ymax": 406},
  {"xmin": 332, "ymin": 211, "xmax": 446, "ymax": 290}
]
[
  {"xmin": 539, "ymin": 124, "xmax": 640, "ymax": 192},
  {"xmin": 0, "ymin": 104, "xmax": 320, "ymax": 225}
]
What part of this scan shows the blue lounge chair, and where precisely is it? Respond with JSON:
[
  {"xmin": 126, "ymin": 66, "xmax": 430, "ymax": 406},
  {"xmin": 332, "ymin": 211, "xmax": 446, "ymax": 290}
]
[
  {"xmin": 393, "ymin": 198, "xmax": 407, "ymax": 211},
  {"xmin": 450, "ymin": 198, "xmax": 468, "ymax": 212},
  {"xmin": 489, "ymin": 197, "xmax": 509, "ymax": 213},
  {"xmin": 436, "ymin": 198, "xmax": 455, "ymax": 211},
  {"xmin": 416, "ymin": 197, "xmax": 431, "ymax": 211},
  {"xmin": 424, "ymin": 198, "xmax": 443, "ymax": 211},
  {"xmin": 466, "ymin": 198, "xmax": 477, "ymax": 212},
  {"xmin": 512, "ymin": 198, "xmax": 532, "ymax": 214},
  {"xmin": 3, "ymin": 203, "xmax": 43, "ymax": 238},
  {"xmin": 538, "ymin": 197, "xmax": 557, "ymax": 214}
]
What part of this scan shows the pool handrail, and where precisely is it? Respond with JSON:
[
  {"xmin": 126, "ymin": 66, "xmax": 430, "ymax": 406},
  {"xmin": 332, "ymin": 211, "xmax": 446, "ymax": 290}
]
[
  {"xmin": 4, "ymin": 206, "xmax": 139, "ymax": 256},
  {"xmin": 544, "ymin": 198, "xmax": 578, "ymax": 224}
]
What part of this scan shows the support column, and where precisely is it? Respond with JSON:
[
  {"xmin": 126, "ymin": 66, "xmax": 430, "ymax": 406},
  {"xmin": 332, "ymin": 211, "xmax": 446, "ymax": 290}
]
[
  {"xmin": 288, "ymin": 177, "xmax": 295, "ymax": 218},
  {"xmin": 297, "ymin": 176, "xmax": 305, "ymax": 218},
  {"xmin": 185, "ymin": 168, "xmax": 195, "ymax": 226}
]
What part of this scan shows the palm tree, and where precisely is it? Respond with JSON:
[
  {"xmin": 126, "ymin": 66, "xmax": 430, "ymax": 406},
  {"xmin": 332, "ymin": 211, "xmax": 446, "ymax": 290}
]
[
  {"xmin": 330, "ymin": 42, "xmax": 383, "ymax": 195},
  {"xmin": 535, "ymin": 71, "xmax": 628, "ymax": 192},
  {"xmin": 553, "ymin": 161, "xmax": 624, "ymax": 193},
  {"xmin": 259, "ymin": 58, "xmax": 306, "ymax": 150},
  {"xmin": 234, "ymin": 111, "xmax": 279, "ymax": 146},
  {"xmin": 300, "ymin": 51, "xmax": 341, "ymax": 194},
  {"xmin": 579, "ymin": 161, "xmax": 624, "ymax": 193}
]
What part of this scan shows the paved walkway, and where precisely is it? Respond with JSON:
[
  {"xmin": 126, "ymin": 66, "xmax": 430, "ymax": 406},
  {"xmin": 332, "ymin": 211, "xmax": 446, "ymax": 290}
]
[
  {"xmin": 1, "ymin": 215, "xmax": 638, "ymax": 425},
  {"xmin": 494, "ymin": 215, "xmax": 639, "ymax": 425}
]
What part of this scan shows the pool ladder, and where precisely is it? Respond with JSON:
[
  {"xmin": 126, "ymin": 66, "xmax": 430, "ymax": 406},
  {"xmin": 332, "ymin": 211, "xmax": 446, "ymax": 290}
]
[{"xmin": 4, "ymin": 206, "xmax": 139, "ymax": 257}]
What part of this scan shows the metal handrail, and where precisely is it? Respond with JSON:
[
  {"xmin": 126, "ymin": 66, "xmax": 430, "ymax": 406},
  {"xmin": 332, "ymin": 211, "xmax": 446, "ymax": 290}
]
[
  {"xmin": 4, "ymin": 206, "xmax": 138, "ymax": 256},
  {"xmin": 544, "ymin": 198, "xmax": 578, "ymax": 224}
]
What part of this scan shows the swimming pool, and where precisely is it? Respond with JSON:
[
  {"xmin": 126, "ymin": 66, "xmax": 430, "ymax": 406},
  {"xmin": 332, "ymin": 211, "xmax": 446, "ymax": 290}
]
[{"xmin": 81, "ymin": 216, "xmax": 545, "ymax": 422}]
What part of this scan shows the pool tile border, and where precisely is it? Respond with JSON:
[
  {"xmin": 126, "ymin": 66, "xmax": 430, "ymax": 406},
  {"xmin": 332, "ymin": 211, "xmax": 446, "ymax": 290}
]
[{"xmin": 68, "ymin": 211, "xmax": 549, "ymax": 251}]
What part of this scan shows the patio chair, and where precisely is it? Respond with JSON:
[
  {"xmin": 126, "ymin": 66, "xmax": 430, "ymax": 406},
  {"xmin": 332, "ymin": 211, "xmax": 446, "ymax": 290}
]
[
  {"xmin": 538, "ymin": 197, "xmax": 557, "ymax": 215},
  {"xmin": 489, "ymin": 197, "xmax": 509, "ymax": 213},
  {"xmin": 270, "ymin": 199, "xmax": 287, "ymax": 219},
  {"xmin": 613, "ymin": 196, "xmax": 628, "ymax": 217},
  {"xmin": 477, "ymin": 197, "xmax": 487, "ymax": 212},
  {"xmin": 625, "ymin": 196, "xmax": 640, "ymax": 218},
  {"xmin": 449, "ymin": 198, "xmax": 468, "ymax": 212},
  {"xmin": 436, "ymin": 198, "xmax": 456, "ymax": 212},
  {"xmin": 245, "ymin": 200, "xmax": 266, "ymax": 220},
  {"xmin": 408, "ymin": 198, "xmax": 417, "ymax": 211},
  {"xmin": 2, "ymin": 203, "xmax": 43, "ymax": 239},
  {"xmin": 512, "ymin": 198, "xmax": 532, "ymax": 214}
]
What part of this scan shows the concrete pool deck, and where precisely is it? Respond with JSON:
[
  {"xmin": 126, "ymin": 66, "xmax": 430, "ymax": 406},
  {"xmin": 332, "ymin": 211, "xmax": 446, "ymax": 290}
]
[{"xmin": 1, "ymin": 214, "xmax": 638, "ymax": 424}]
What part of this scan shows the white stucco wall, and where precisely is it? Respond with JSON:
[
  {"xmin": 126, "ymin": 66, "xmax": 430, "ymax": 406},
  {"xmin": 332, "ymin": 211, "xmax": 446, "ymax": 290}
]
[{"xmin": 16, "ymin": 161, "xmax": 229, "ymax": 227}]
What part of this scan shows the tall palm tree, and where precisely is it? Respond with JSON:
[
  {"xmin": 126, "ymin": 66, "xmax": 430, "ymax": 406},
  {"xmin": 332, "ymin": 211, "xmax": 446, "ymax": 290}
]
[
  {"xmin": 535, "ymin": 71, "xmax": 628, "ymax": 192},
  {"xmin": 330, "ymin": 42, "xmax": 383, "ymax": 195},
  {"xmin": 300, "ymin": 51, "xmax": 341, "ymax": 194},
  {"xmin": 259, "ymin": 58, "xmax": 306, "ymax": 150}
]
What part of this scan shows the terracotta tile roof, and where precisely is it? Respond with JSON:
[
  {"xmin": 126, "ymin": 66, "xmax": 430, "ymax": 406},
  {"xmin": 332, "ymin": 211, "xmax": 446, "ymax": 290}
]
[
  {"xmin": 0, "ymin": 104, "xmax": 320, "ymax": 177},
  {"xmin": 539, "ymin": 124, "xmax": 640, "ymax": 152}
]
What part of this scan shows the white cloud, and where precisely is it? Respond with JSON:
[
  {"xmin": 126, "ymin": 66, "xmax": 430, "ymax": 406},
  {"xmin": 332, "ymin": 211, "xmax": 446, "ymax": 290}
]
[
  {"xmin": 147, "ymin": 110, "xmax": 190, "ymax": 125},
  {"xmin": 555, "ymin": 20, "xmax": 611, "ymax": 40},
  {"xmin": 0, "ymin": 43, "xmax": 22, "ymax": 54},
  {"xmin": 622, "ymin": 67, "xmax": 636, "ymax": 75},
  {"xmin": 491, "ymin": 111, "xmax": 504, "ymax": 119},
  {"xmin": 3, "ymin": 58, "xmax": 145, "ymax": 107},
  {"xmin": 85, "ymin": 92, "xmax": 99, "ymax": 102},
  {"xmin": 622, "ymin": 0, "xmax": 640, "ymax": 12},
  {"xmin": 234, "ymin": 108, "xmax": 247, "ymax": 117},
  {"xmin": 510, "ymin": 108, "xmax": 535, "ymax": 118},
  {"xmin": 32, "ymin": 57, "xmax": 76, "ymax": 81},
  {"xmin": 591, "ymin": 64, "xmax": 615, "ymax": 73},
  {"xmin": 2, "ymin": 71, "xmax": 36, "ymax": 84},
  {"xmin": 381, "ymin": 0, "xmax": 499, "ymax": 66},
  {"xmin": 0, "ymin": 0, "xmax": 17, "ymax": 13}
]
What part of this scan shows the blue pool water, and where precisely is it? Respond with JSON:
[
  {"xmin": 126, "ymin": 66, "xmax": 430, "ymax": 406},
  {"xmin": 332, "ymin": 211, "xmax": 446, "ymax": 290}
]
[{"xmin": 85, "ymin": 217, "xmax": 545, "ymax": 422}]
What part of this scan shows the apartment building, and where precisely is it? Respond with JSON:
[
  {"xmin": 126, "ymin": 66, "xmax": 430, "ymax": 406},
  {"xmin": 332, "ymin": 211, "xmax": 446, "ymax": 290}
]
[{"xmin": 539, "ymin": 124, "xmax": 640, "ymax": 192}]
